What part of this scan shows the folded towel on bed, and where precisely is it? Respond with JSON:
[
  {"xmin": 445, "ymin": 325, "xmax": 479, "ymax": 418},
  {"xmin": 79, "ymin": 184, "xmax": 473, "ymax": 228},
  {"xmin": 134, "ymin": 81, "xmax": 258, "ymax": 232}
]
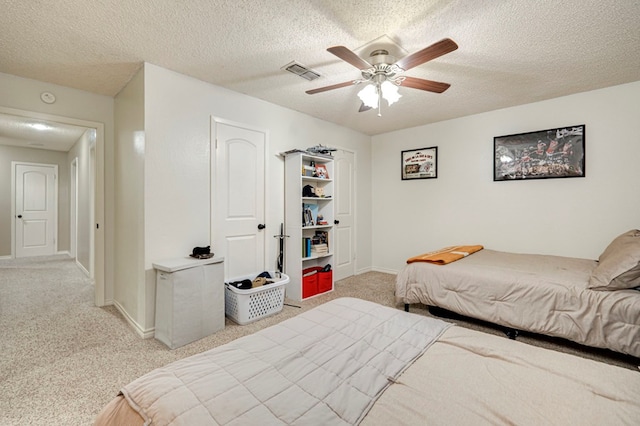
[{"xmin": 407, "ymin": 245, "xmax": 484, "ymax": 265}]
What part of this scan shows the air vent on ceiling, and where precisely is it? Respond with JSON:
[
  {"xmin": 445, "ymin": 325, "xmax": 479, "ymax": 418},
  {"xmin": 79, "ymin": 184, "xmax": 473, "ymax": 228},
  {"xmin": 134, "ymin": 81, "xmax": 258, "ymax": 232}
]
[{"xmin": 281, "ymin": 61, "xmax": 321, "ymax": 81}]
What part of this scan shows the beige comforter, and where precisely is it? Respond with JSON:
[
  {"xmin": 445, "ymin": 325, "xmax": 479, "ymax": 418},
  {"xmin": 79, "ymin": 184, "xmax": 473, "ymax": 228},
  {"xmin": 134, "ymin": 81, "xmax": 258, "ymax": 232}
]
[
  {"xmin": 364, "ymin": 326, "xmax": 640, "ymax": 425},
  {"xmin": 396, "ymin": 249, "xmax": 640, "ymax": 357},
  {"xmin": 118, "ymin": 298, "xmax": 451, "ymax": 425},
  {"xmin": 96, "ymin": 324, "xmax": 640, "ymax": 425}
]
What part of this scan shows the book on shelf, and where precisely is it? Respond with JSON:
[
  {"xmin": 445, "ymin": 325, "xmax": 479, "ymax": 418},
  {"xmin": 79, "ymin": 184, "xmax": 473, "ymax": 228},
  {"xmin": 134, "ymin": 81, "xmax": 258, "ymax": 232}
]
[
  {"xmin": 302, "ymin": 237, "xmax": 311, "ymax": 257},
  {"xmin": 311, "ymin": 243, "xmax": 328, "ymax": 254},
  {"xmin": 302, "ymin": 203, "xmax": 318, "ymax": 227},
  {"xmin": 314, "ymin": 230, "xmax": 329, "ymax": 246}
]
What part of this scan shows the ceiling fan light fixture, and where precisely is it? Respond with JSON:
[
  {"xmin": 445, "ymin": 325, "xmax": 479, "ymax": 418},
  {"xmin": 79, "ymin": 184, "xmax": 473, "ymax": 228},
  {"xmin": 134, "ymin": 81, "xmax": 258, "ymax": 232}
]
[
  {"xmin": 357, "ymin": 80, "xmax": 402, "ymax": 113},
  {"xmin": 357, "ymin": 83, "xmax": 379, "ymax": 108},
  {"xmin": 381, "ymin": 80, "xmax": 401, "ymax": 106}
]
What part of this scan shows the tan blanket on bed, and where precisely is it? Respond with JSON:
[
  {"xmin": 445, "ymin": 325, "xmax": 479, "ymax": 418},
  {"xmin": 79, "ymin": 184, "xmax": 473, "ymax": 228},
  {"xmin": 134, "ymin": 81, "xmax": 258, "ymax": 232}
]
[
  {"xmin": 118, "ymin": 298, "xmax": 452, "ymax": 425},
  {"xmin": 406, "ymin": 245, "xmax": 483, "ymax": 264}
]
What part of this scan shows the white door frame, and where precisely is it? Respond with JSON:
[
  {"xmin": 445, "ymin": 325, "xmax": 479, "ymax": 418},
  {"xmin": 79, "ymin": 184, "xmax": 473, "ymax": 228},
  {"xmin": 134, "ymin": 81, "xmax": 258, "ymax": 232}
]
[
  {"xmin": 210, "ymin": 116, "xmax": 270, "ymax": 278},
  {"xmin": 0, "ymin": 106, "xmax": 106, "ymax": 307},
  {"xmin": 70, "ymin": 157, "xmax": 78, "ymax": 259},
  {"xmin": 12, "ymin": 161, "xmax": 58, "ymax": 257}
]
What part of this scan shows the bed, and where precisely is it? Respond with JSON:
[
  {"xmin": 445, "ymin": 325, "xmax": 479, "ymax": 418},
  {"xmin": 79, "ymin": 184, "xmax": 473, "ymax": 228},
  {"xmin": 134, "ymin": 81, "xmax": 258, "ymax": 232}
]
[
  {"xmin": 95, "ymin": 297, "xmax": 640, "ymax": 425},
  {"xmin": 396, "ymin": 229, "xmax": 640, "ymax": 358}
]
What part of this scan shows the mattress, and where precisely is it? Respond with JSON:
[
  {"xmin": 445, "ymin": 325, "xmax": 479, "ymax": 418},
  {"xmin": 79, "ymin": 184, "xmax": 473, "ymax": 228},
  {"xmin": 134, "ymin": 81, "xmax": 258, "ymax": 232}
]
[
  {"xmin": 396, "ymin": 249, "xmax": 640, "ymax": 357},
  {"xmin": 95, "ymin": 298, "xmax": 640, "ymax": 425}
]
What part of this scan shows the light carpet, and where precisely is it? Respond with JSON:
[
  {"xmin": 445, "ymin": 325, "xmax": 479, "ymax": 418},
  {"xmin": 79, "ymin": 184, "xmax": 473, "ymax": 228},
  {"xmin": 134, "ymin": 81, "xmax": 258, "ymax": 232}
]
[{"xmin": 0, "ymin": 255, "xmax": 637, "ymax": 425}]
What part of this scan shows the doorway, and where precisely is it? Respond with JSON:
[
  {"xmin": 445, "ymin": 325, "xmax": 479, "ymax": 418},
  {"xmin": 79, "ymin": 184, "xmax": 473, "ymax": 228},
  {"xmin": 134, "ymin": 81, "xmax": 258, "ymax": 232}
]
[{"xmin": 0, "ymin": 107, "xmax": 106, "ymax": 306}]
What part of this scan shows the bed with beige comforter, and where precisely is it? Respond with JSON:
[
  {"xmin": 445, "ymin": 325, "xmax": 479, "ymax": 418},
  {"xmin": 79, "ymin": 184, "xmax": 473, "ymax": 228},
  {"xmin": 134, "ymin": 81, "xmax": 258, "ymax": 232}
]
[
  {"xmin": 95, "ymin": 297, "xmax": 640, "ymax": 425},
  {"xmin": 396, "ymin": 230, "xmax": 640, "ymax": 358}
]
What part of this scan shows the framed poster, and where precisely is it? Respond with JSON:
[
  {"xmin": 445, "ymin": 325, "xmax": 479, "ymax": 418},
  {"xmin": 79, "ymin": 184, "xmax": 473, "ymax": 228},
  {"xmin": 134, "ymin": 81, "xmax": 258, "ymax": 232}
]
[
  {"xmin": 401, "ymin": 146, "xmax": 438, "ymax": 180},
  {"xmin": 494, "ymin": 125, "xmax": 585, "ymax": 181}
]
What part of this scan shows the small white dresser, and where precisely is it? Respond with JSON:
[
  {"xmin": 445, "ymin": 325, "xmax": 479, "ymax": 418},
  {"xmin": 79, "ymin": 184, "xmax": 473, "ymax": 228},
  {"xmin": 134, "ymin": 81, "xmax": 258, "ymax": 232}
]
[{"xmin": 153, "ymin": 256, "xmax": 224, "ymax": 349}]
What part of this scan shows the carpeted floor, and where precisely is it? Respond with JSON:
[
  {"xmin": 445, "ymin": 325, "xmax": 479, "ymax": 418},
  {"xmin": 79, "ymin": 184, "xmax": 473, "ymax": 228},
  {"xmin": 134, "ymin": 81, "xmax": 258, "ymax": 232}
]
[{"xmin": 0, "ymin": 255, "xmax": 638, "ymax": 425}]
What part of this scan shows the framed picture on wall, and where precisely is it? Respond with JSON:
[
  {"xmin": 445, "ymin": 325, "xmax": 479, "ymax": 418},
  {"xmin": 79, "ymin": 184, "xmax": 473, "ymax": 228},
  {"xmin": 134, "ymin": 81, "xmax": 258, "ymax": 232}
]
[
  {"xmin": 494, "ymin": 124, "xmax": 585, "ymax": 181},
  {"xmin": 401, "ymin": 147, "xmax": 438, "ymax": 180}
]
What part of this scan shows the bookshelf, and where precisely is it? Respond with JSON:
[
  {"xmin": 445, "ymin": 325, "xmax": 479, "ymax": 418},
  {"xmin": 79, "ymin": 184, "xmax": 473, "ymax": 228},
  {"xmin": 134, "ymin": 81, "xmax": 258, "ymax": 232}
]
[{"xmin": 283, "ymin": 152, "xmax": 334, "ymax": 301}]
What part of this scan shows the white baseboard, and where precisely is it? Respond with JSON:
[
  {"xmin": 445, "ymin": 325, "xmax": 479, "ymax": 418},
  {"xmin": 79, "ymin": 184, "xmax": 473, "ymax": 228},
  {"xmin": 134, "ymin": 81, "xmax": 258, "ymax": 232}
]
[
  {"xmin": 370, "ymin": 267, "xmax": 399, "ymax": 275},
  {"xmin": 113, "ymin": 300, "xmax": 155, "ymax": 339},
  {"xmin": 75, "ymin": 259, "xmax": 90, "ymax": 277},
  {"xmin": 0, "ymin": 255, "xmax": 11, "ymax": 260},
  {"xmin": 355, "ymin": 268, "xmax": 369, "ymax": 275}
]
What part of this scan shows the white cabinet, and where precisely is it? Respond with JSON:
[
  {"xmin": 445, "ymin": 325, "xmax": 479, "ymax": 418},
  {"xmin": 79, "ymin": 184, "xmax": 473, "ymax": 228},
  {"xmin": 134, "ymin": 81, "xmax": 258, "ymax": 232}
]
[
  {"xmin": 284, "ymin": 152, "xmax": 334, "ymax": 301},
  {"xmin": 153, "ymin": 256, "xmax": 224, "ymax": 349}
]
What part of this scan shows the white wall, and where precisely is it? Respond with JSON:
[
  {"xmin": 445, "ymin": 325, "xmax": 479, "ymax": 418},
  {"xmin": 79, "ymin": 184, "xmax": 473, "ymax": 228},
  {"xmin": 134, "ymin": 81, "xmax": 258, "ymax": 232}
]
[
  {"xmin": 112, "ymin": 63, "xmax": 372, "ymax": 333},
  {"xmin": 372, "ymin": 81, "xmax": 640, "ymax": 273},
  {"xmin": 113, "ymin": 69, "xmax": 146, "ymax": 329},
  {"xmin": 67, "ymin": 129, "xmax": 95, "ymax": 272}
]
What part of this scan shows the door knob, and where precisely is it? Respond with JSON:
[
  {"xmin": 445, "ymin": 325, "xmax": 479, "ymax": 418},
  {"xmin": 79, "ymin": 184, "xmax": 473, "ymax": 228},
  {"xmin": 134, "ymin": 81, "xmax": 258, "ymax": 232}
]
[
  {"xmin": 17, "ymin": 215, "xmax": 22, "ymax": 218},
  {"xmin": 334, "ymin": 219, "xmax": 339, "ymax": 225},
  {"xmin": 257, "ymin": 223, "xmax": 266, "ymax": 230}
]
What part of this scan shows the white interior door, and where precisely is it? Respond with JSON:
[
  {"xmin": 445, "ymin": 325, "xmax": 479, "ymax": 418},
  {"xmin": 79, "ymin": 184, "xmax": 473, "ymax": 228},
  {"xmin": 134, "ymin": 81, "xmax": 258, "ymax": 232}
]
[
  {"xmin": 212, "ymin": 118, "xmax": 266, "ymax": 280},
  {"xmin": 334, "ymin": 149, "xmax": 355, "ymax": 280},
  {"xmin": 14, "ymin": 162, "xmax": 58, "ymax": 258}
]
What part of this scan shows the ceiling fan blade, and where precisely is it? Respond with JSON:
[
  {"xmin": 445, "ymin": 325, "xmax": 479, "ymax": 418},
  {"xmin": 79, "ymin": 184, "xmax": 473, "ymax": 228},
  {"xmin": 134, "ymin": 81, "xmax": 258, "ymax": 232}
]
[
  {"xmin": 306, "ymin": 80, "xmax": 355, "ymax": 95},
  {"xmin": 401, "ymin": 76, "xmax": 451, "ymax": 93},
  {"xmin": 358, "ymin": 102, "xmax": 372, "ymax": 112},
  {"xmin": 395, "ymin": 38, "xmax": 458, "ymax": 72},
  {"xmin": 327, "ymin": 46, "xmax": 372, "ymax": 70}
]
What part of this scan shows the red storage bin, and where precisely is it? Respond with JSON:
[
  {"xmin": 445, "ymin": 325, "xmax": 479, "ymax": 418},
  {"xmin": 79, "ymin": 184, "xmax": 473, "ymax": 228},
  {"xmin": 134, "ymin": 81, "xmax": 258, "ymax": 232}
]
[
  {"xmin": 302, "ymin": 266, "xmax": 332, "ymax": 298},
  {"xmin": 317, "ymin": 270, "xmax": 332, "ymax": 293},
  {"xmin": 302, "ymin": 267, "xmax": 319, "ymax": 298}
]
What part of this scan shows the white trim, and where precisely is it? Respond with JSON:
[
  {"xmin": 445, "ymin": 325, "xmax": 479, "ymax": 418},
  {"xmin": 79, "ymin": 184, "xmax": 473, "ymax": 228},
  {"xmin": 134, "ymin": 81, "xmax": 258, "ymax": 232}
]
[
  {"xmin": 70, "ymin": 157, "xmax": 78, "ymax": 259},
  {"xmin": 370, "ymin": 266, "xmax": 397, "ymax": 275},
  {"xmin": 75, "ymin": 259, "xmax": 90, "ymax": 277},
  {"xmin": 113, "ymin": 300, "xmax": 155, "ymax": 339}
]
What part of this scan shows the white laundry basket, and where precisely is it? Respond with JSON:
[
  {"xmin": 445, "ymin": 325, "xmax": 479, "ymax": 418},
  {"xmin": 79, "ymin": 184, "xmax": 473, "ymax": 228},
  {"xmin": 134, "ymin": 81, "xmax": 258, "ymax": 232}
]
[{"xmin": 224, "ymin": 272, "xmax": 289, "ymax": 325}]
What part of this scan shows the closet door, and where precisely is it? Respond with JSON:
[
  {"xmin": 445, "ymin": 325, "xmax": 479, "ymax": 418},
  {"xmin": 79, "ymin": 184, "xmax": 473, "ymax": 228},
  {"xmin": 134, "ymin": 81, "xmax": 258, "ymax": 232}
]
[
  {"xmin": 14, "ymin": 162, "xmax": 57, "ymax": 258},
  {"xmin": 334, "ymin": 149, "xmax": 355, "ymax": 280},
  {"xmin": 212, "ymin": 118, "xmax": 266, "ymax": 279}
]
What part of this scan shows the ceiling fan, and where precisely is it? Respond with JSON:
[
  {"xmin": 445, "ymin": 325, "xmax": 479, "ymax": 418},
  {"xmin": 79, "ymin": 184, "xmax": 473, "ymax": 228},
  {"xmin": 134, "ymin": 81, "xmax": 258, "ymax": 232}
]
[{"xmin": 306, "ymin": 38, "xmax": 458, "ymax": 116}]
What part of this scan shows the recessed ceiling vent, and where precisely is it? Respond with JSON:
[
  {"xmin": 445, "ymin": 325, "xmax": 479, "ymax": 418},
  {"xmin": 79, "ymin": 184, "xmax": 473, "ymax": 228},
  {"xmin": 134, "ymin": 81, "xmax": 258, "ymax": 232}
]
[{"xmin": 282, "ymin": 61, "xmax": 321, "ymax": 81}]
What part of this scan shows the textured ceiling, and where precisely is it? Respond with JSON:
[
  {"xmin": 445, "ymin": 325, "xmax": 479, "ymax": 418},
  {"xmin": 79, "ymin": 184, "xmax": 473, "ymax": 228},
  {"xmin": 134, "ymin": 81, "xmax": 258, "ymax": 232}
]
[{"xmin": 1, "ymin": 0, "xmax": 639, "ymax": 138}]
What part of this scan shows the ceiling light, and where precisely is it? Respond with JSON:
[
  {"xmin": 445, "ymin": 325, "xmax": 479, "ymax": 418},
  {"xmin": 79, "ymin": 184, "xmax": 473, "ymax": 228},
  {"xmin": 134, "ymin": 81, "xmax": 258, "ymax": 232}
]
[
  {"xmin": 30, "ymin": 123, "xmax": 50, "ymax": 131},
  {"xmin": 357, "ymin": 79, "xmax": 402, "ymax": 116},
  {"xmin": 357, "ymin": 84, "xmax": 378, "ymax": 108}
]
